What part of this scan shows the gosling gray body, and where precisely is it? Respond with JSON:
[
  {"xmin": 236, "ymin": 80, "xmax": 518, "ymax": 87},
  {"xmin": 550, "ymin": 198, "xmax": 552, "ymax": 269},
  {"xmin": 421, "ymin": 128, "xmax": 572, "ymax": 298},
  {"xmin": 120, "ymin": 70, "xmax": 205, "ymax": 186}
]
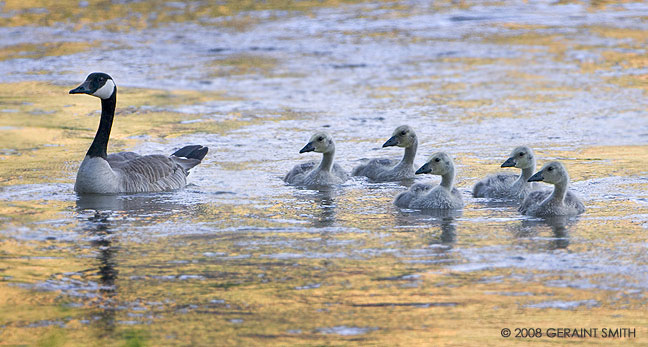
[
  {"xmin": 284, "ymin": 132, "xmax": 348, "ymax": 186},
  {"xmin": 70, "ymin": 72, "xmax": 208, "ymax": 194},
  {"xmin": 394, "ymin": 152, "xmax": 463, "ymax": 209},
  {"xmin": 473, "ymin": 146, "xmax": 540, "ymax": 199},
  {"xmin": 352, "ymin": 125, "xmax": 417, "ymax": 181},
  {"xmin": 518, "ymin": 161, "xmax": 585, "ymax": 217}
]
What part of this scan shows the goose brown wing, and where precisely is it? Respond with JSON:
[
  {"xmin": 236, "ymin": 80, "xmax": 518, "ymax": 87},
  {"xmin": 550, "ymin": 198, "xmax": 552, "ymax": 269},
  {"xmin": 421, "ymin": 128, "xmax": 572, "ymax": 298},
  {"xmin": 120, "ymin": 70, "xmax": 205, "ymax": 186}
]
[{"xmin": 111, "ymin": 154, "xmax": 187, "ymax": 192}]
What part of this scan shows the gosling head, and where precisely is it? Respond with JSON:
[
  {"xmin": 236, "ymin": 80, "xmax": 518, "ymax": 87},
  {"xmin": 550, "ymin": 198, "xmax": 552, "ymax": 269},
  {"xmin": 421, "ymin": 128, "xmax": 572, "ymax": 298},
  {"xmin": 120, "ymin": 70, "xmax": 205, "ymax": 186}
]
[
  {"xmin": 501, "ymin": 146, "xmax": 535, "ymax": 169},
  {"xmin": 299, "ymin": 132, "xmax": 335, "ymax": 154},
  {"xmin": 528, "ymin": 161, "xmax": 569, "ymax": 185},
  {"xmin": 70, "ymin": 72, "xmax": 116, "ymax": 100},
  {"xmin": 383, "ymin": 125, "xmax": 417, "ymax": 148},
  {"xmin": 415, "ymin": 152, "xmax": 454, "ymax": 175}
]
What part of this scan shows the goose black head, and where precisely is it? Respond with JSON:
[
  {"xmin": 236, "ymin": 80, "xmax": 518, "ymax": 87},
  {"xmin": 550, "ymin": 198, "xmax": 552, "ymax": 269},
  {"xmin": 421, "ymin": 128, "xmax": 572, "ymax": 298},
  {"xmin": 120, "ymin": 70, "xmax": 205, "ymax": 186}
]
[{"xmin": 70, "ymin": 72, "xmax": 116, "ymax": 100}]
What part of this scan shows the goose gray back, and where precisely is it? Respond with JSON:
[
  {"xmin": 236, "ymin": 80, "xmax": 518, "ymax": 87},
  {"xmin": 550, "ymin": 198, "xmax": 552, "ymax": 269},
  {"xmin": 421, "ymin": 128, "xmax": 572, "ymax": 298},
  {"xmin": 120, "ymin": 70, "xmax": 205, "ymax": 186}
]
[{"xmin": 70, "ymin": 72, "xmax": 208, "ymax": 194}]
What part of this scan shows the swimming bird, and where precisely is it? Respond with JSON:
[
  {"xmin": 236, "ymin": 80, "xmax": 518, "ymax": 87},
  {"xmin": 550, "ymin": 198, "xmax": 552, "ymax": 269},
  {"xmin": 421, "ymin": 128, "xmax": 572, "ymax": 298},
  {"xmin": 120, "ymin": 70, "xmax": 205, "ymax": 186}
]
[
  {"xmin": 284, "ymin": 132, "xmax": 348, "ymax": 186},
  {"xmin": 473, "ymin": 146, "xmax": 540, "ymax": 199},
  {"xmin": 394, "ymin": 152, "xmax": 463, "ymax": 209},
  {"xmin": 518, "ymin": 161, "xmax": 585, "ymax": 217},
  {"xmin": 352, "ymin": 125, "xmax": 417, "ymax": 181},
  {"xmin": 70, "ymin": 72, "xmax": 208, "ymax": 194}
]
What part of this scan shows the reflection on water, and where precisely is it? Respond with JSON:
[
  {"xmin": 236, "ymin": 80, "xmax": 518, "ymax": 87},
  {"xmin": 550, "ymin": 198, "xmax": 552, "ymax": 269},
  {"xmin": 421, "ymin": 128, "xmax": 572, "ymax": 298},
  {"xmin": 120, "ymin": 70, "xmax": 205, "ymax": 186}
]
[
  {"xmin": 395, "ymin": 209, "xmax": 461, "ymax": 248},
  {"xmin": 511, "ymin": 216, "xmax": 573, "ymax": 250},
  {"xmin": 1, "ymin": 0, "xmax": 648, "ymax": 345},
  {"xmin": 291, "ymin": 188, "xmax": 339, "ymax": 228},
  {"xmin": 80, "ymin": 209, "xmax": 118, "ymax": 337}
]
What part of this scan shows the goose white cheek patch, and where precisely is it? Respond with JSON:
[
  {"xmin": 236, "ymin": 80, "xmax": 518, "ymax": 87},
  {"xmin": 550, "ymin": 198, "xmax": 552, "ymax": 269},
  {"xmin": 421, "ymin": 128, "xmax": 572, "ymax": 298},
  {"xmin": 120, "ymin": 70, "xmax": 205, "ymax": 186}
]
[{"xmin": 93, "ymin": 79, "xmax": 115, "ymax": 99}]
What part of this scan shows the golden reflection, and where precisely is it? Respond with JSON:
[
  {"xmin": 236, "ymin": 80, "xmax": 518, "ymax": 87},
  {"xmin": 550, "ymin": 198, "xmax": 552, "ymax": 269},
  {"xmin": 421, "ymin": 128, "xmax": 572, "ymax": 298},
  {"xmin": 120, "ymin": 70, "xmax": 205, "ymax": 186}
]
[
  {"xmin": 394, "ymin": 209, "xmax": 461, "ymax": 247},
  {"xmin": 509, "ymin": 216, "xmax": 573, "ymax": 250}
]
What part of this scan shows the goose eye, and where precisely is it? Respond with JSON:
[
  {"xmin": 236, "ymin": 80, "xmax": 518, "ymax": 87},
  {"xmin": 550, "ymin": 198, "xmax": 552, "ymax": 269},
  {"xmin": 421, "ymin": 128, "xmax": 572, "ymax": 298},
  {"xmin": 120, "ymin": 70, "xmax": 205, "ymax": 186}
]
[
  {"xmin": 547, "ymin": 167, "xmax": 553, "ymax": 171},
  {"xmin": 519, "ymin": 152, "xmax": 524, "ymax": 157},
  {"xmin": 434, "ymin": 158, "xmax": 440, "ymax": 162},
  {"xmin": 400, "ymin": 131, "xmax": 406, "ymax": 136},
  {"xmin": 317, "ymin": 137, "xmax": 324, "ymax": 142}
]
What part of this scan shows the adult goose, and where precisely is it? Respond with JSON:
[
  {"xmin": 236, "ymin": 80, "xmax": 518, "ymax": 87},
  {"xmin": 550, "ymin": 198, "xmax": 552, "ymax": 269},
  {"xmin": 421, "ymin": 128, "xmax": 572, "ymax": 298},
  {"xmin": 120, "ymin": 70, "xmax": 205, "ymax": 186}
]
[
  {"xmin": 394, "ymin": 152, "xmax": 463, "ymax": 209},
  {"xmin": 284, "ymin": 132, "xmax": 348, "ymax": 186},
  {"xmin": 518, "ymin": 161, "xmax": 585, "ymax": 217},
  {"xmin": 352, "ymin": 125, "xmax": 418, "ymax": 182},
  {"xmin": 70, "ymin": 72, "xmax": 208, "ymax": 194},
  {"xmin": 472, "ymin": 146, "xmax": 540, "ymax": 199}
]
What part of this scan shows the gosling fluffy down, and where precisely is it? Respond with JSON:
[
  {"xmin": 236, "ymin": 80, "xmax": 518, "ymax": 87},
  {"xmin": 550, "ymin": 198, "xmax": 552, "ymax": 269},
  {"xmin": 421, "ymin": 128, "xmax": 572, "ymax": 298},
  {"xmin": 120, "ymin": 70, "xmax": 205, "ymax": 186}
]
[
  {"xmin": 473, "ymin": 146, "xmax": 540, "ymax": 199},
  {"xmin": 352, "ymin": 125, "xmax": 418, "ymax": 182},
  {"xmin": 394, "ymin": 152, "xmax": 463, "ymax": 209},
  {"xmin": 518, "ymin": 161, "xmax": 585, "ymax": 217},
  {"xmin": 284, "ymin": 132, "xmax": 349, "ymax": 186}
]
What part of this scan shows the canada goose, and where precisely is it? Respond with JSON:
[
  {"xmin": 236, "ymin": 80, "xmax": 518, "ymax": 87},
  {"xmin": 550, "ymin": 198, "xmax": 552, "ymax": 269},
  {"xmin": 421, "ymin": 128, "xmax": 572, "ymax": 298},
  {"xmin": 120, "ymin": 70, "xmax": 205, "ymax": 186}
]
[
  {"xmin": 352, "ymin": 125, "xmax": 417, "ymax": 181},
  {"xmin": 284, "ymin": 132, "xmax": 348, "ymax": 186},
  {"xmin": 473, "ymin": 146, "xmax": 540, "ymax": 199},
  {"xmin": 394, "ymin": 152, "xmax": 463, "ymax": 209},
  {"xmin": 70, "ymin": 72, "xmax": 208, "ymax": 194},
  {"xmin": 518, "ymin": 161, "xmax": 585, "ymax": 216}
]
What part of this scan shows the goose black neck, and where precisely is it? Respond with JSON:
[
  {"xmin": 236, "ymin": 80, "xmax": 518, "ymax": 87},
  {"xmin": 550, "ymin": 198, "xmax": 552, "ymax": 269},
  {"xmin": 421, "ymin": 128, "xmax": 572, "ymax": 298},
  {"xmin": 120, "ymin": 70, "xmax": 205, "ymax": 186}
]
[{"xmin": 87, "ymin": 93, "xmax": 116, "ymax": 159}]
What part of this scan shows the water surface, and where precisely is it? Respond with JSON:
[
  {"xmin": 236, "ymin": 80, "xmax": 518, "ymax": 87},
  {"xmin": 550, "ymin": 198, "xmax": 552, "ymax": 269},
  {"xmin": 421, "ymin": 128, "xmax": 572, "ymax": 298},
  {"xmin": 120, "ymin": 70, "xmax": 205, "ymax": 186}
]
[{"xmin": 1, "ymin": 0, "xmax": 647, "ymax": 345}]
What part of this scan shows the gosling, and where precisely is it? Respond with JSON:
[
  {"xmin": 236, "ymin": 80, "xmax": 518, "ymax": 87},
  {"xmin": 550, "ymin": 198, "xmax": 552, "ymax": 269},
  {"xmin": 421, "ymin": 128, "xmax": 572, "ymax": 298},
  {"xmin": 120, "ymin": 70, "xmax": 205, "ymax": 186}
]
[
  {"xmin": 394, "ymin": 152, "xmax": 463, "ymax": 209},
  {"xmin": 352, "ymin": 125, "xmax": 417, "ymax": 182},
  {"xmin": 284, "ymin": 132, "xmax": 349, "ymax": 186},
  {"xmin": 518, "ymin": 161, "xmax": 585, "ymax": 217}
]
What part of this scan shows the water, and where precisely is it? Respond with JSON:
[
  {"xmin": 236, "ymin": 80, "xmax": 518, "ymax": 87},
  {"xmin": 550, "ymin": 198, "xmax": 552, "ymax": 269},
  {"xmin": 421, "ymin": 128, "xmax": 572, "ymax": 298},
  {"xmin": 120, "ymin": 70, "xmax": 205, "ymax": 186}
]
[{"xmin": 1, "ymin": 0, "xmax": 647, "ymax": 345}]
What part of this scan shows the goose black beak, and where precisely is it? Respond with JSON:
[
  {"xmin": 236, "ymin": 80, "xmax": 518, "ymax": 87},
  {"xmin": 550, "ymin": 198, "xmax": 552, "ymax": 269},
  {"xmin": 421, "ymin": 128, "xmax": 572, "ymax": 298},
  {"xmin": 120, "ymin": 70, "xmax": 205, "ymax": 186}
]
[
  {"xmin": 69, "ymin": 81, "xmax": 92, "ymax": 95},
  {"xmin": 501, "ymin": 157, "xmax": 516, "ymax": 168},
  {"xmin": 415, "ymin": 163, "xmax": 431, "ymax": 175},
  {"xmin": 528, "ymin": 171, "xmax": 544, "ymax": 182},
  {"xmin": 299, "ymin": 142, "xmax": 315, "ymax": 153},
  {"xmin": 382, "ymin": 136, "xmax": 398, "ymax": 148}
]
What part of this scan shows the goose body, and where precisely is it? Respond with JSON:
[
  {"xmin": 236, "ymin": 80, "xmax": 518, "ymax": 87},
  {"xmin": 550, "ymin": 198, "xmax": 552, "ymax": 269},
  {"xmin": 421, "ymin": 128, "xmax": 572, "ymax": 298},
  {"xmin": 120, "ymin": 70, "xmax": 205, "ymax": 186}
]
[
  {"xmin": 473, "ymin": 146, "xmax": 540, "ymax": 199},
  {"xmin": 352, "ymin": 125, "xmax": 417, "ymax": 181},
  {"xmin": 284, "ymin": 132, "xmax": 348, "ymax": 186},
  {"xmin": 71, "ymin": 72, "xmax": 208, "ymax": 194},
  {"xmin": 394, "ymin": 152, "xmax": 463, "ymax": 209},
  {"xmin": 518, "ymin": 161, "xmax": 585, "ymax": 217}
]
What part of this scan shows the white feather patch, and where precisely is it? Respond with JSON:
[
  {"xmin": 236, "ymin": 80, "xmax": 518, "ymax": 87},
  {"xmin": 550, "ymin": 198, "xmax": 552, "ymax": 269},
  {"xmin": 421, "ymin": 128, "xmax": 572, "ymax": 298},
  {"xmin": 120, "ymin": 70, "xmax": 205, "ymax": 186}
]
[{"xmin": 93, "ymin": 79, "xmax": 115, "ymax": 99}]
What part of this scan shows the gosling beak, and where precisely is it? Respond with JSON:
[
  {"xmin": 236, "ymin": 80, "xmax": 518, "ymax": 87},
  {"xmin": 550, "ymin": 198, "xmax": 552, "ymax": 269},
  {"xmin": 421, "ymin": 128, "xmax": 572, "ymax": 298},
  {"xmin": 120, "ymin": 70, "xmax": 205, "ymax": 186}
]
[
  {"xmin": 299, "ymin": 142, "xmax": 315, "ymax": 153},
  {"xmin": 69, "ymin": 81, "xmax": 92, "ymax": 95},
  {"xmin": 528, "ymin": 171, "xmax": 544, "ymax": 182},
  {"xmin": 501, "ymin": 157, "xmax": 516, "ymax": 168},
  {"xmin": 382, "ymin": 135, "xmax": 398, "ymax": 148},
  {"xmin": 415, "ymin": 163, "xmax": 431, "ymax": 175}
]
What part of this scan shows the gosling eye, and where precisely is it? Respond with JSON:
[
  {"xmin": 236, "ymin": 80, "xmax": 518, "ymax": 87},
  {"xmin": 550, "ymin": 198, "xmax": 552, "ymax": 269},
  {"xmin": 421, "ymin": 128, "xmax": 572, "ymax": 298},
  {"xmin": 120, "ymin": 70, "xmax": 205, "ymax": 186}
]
[
  {"xmin": 400, "ymin": 131, "xmax": 406, "ymax": 136},
  {"xmin": 518, "ymin": 152, "xmax": 524, "ymax": 157},
  {"xmin": 547, "ymin": 167, "xmax": 553, "ymax": 171},
  {"xmin": 434, "ymin": 158, "xmax": 440, "ymax": 162},
  {"xmin": 317, "ymin": 136, "xmax": 324, "ymax": 142}
]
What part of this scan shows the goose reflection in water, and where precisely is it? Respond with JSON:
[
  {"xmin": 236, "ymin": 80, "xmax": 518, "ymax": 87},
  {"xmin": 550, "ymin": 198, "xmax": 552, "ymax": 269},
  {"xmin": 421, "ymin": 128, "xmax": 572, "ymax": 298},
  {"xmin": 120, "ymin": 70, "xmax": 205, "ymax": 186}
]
[
  {"xmin": 75, "ymin": 202, "xmax": 119, "ymax": 337},
  {"xmin": 510, "ymin": 215, "xmax": 575, "ymax": 250},
  {"xmin": 394, "ymin": 209, "xmax": 462, "ymax": 248},
  {"xmin": 75, "ymin": 193, "xmax": 202, "ymax": 335},
  {"xmin": 292, "ymin": 187, "xmax": 338, "ymax": 228}
]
